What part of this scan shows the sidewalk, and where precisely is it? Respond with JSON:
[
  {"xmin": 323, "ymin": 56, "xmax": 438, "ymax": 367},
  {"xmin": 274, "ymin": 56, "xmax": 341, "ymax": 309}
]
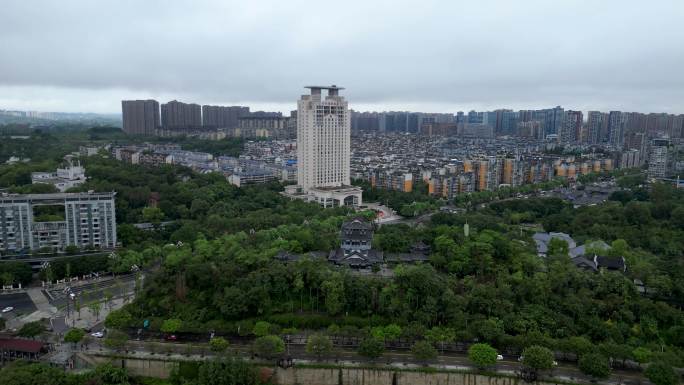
[{"xmin": 64, "ymin": 297, "xmax": 128, "ymax": 330}]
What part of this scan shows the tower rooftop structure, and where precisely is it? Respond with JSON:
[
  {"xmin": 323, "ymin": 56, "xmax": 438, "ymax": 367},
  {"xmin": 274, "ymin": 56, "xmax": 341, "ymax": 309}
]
[
  {"xmin": 304, "ymin": 85, "xmax": 345, "ymax": 90},
  {"xmin": 304, "ymin": 85, "xmax": 344, "ymax": 96}
]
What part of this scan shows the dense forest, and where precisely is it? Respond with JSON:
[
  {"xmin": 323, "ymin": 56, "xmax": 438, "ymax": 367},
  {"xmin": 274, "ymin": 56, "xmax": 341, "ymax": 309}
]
[{"xmin": 105, "ymin": 179, "xmax": 684, "ymax": 370}]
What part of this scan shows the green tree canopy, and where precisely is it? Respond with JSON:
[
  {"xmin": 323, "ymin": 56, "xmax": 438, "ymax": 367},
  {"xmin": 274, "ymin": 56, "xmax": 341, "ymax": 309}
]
[
  {"xmin": 252, "ymin": 335, "xmax": 285, "ymax": 360},
  {"xmin": 252, "ymin": 321, "xmax": 271, "ymax": 337},
  {"xmin": 104, "ymin": 330, "xmax": 128, "ymax": 351},
  {"xmin": 18, "ymin": 321, "xmax": 45, "ymax": 339},
  {"xmin": 521, "ymin": 345, "xmax": 554, "ymax": 371},
  {"xmin": 358, "ymin": 337, "xmax": 385, "ymax": 360},
  {"xmin": 160, "ymin": 318, "xmax": 182, "ymax": 334},
  {"xmin": 63, "ymin": 328, "xmax": 85, "ymax": 345},
  {"xmin": 578, "ymin": 353, "xmax": 611, "ymax": 379},
  {"xmin": 305, "ymin": 333, "xmax": 333, "ymax": 360},
  {"xmin": 104, "ymin": 309, "xmax": 133, "ymax": 330},
  {"xmin": 645, "ymin": 362, "xmax": 680, "ymax": 385},
  {"xmin": 632, "ymin": 346, "xmax": 653, "ymax": 364},
  {"xmin": 194, "ymin": 358, "xmax": 260, "ymax": 385},
  {"xmin": 0, "ymin": 361, "xmax": 68, "ymax": 385},
  {"xmin": 468, "ymin": 343, "xmax": 498, "ymax": 369},
  {"xmin": 411, "ymin": 341, "xmax": 438, "ymax": 363},
  {"xmin": 209, "ymin": 337, "xmax": 229, "ymax": 353}
]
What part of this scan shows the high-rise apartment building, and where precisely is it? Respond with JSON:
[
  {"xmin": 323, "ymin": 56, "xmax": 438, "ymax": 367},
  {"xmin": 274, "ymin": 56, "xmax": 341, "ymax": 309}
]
[
  {"xmin": 121, "ymin": 99, "xmax": 160, "ymax": 136},
  {"xmin": 202, "ymin": 105, "xmax": 250, "ymax": 128},
  {"xmin": 560, "ymin": 110, "xmax": 583, "ymax": 144},
  {"xmin": 608, "ymin": 111, "xmax": 625, "ymax": 148},
  {"xmin": 161, "ymin": 100, "xmax": 202, "ymax": 128},
  {"xmin": 544, "ymin": 106, "xmax": 565, "ymax": 137},
  {"xmin": 586, "ymin": 111, "xmax": 603, "ymax": 144},
  {"xmin": 284, "ymin": 86, "xmax": 362, "ymax": 207},
  {"xmin": 648, "ymin": 139, "xmax": 671, "ymax": 179},
  {"xmin": 0, "ymin": 192, "xmax": 117, "ymax": 256}
]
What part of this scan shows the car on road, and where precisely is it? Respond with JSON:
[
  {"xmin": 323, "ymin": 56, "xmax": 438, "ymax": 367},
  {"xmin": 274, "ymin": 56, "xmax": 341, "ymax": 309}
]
[
  {"xmin": 165, "ymin": 334, "xmax": 177, "ymax": 341},
  {"xmin": 2, "ymin": 306, "xmax": 13, "ymax": 313},
  {"xmin": 497, "ymin": 354, "xmax": 504, "ymax": 361},
  {"xmin": 91, "ymin": 331, "xmax": 104, "ymax": 338}
]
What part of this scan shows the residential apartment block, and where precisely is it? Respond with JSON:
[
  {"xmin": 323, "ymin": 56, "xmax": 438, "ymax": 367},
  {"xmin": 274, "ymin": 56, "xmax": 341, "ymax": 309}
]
[{"xmin": 0, "ymin": 192, "xmax": 117, "ymax": 253}]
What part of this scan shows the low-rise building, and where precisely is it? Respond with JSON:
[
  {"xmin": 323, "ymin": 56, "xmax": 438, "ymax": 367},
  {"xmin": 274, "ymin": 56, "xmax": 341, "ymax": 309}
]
[
  {"xmin": 328, "ymin": 218, "xmax": 383, "ymax": 268},
  {"xmin": 31, "ymin": 156, "xmax": 86, "ymax": 192}
]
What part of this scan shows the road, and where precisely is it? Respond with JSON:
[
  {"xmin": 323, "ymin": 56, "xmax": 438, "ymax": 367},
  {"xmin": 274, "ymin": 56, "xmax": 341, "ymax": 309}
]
[
  {"xmin": 48, "ymin": 275, "xmax": 137, "ymax": 308},
  {"xmin": 0, "ymin": 292, "xmax": 37, "ymax": 326},
  {"xmin": 0, "ymin": 292, "xmax": 37, "ymax": 314},
  {"xmin": 380, "ymin": 211, "xmax": 437, "ymax": 227}
]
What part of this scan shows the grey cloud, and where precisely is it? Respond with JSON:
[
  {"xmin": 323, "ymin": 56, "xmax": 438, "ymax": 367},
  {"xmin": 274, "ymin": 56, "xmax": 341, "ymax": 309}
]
[{"xmin": 0, "ymin": 0, "xmax": 683, "ymax": 113}]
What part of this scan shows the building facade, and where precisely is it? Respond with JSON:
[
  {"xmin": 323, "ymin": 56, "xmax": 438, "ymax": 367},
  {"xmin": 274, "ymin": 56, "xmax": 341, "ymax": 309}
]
[
  {"xmin": 0, "ymin": 192, "xmax": 117, "ymax": 252},
  {"xmin": 161, "ymin": 100, "xmax": 202, "ymax": 128},
  {"xmin": 284, "ymin": 86, "xmax": 362, "ymax": 207},
  {"xmin": 586, "ymin": 111, "xmax": 603, "ymax": 144},
  {"xmin": 608, "ymin": 111, "xmax": 625, "ymax": 148},
  {"xmin": 237, "ymin": 116, "xmax": 291, "ymax": 138},
  {"xmin": 561, "ymin": 110, "xmax": 583, "ymax": 144},
  {"xmin": 121, "ymin": 100, "xmax": 160, "ymax": 136},
  {"xmin": 202, "ymin": 105, "xmax": 249, "ymax": 128},
  {"xmin": 648, "ymin": 139, "xmax": 671, "ymax": 179}
]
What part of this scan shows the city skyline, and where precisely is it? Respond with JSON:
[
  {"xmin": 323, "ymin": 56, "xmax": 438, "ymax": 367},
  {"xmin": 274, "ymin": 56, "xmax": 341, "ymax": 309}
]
[
  {"xmin": 5, "ymin": 101, "xmax": 684, "ymax": 121},
  {"xmin": 1, "ymin": 1, "xmax": 683, "ymax": 114}
]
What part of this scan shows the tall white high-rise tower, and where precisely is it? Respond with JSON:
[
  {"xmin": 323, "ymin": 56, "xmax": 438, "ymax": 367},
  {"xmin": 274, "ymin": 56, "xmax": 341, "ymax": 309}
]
[{"xmin": 285, "ymin": 86, "xmax": 362, "ymax": 208}]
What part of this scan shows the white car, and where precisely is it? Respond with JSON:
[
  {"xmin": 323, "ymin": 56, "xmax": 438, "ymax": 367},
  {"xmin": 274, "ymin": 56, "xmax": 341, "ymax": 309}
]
[
  {"xmin": 497, "ymin": 354, "xmax": 504, "ymax": 361},
  {"xmin": 1, "ymin": 306, "xmax": 13, "ymax": 313},
  {"xmin": 91, "ymin": 331, "xmax": 104, "ymax": 338}
]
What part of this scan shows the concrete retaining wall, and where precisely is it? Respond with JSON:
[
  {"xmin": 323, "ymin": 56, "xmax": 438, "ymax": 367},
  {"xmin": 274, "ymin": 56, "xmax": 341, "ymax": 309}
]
[
  {"xmin": 273, "ymin": 367, "xmax": 568, "ymax": 385},
  {"xmin": 80, "ymin": 355, "xmax": 571, "ymax": 385}
]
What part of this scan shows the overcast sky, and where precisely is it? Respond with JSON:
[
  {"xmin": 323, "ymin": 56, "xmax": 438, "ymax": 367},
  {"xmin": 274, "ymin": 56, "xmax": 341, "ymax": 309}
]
[{"xmin": 1, "ymin": 0, "xmax": 683, "ymax": 115}]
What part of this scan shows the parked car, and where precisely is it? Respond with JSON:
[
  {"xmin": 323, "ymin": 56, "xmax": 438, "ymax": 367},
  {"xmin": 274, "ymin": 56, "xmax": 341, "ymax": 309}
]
[
  {"xmin": 497, "ymin": 354, "xmax": 504, "ymax": 361},
  {"xmin": 91, "ymin": 331, "xmax": 104, "ymax": 338},
  {"xmin": 165, "ymin": 334, "xmax": 177, "ymax": 341},
  {"xmin": 2, "ymin": 306, "xmax": 13, "ymax": 313}
]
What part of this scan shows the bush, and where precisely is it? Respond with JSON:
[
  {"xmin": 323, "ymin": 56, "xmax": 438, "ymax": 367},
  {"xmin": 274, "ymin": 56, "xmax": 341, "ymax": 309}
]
[
  {"xmin": 252, "ymin": 321, "xmax": 271, "ymax": 337},
  {"xmin": 64, "ymin": 328, "xmax": 85, "ymax": 344},
  {"xmin": 18, "ymin": 321, "xmax": 45, "ymax": 339},
  {"xmin": 92, "ymin": 363, "xmax": 130, "ymax": 384},
  {"xmin": 252, "ymin": 335, "xmax": 285, "ymax": 360},
  {"xmin": 468, "ymin": 343, "xmax": 497, "ymax": 369},
  {"xmin": 196, "ymin": 358, "xmax": 260, "ymax": 385},
  {"xmin": 105, "ymin": 309, "xmax": 134, "ymax": 329},
  {"xmin": 521, "ymin": 345, "xmax": 554, "ymax": 370},
  {"xmin": 209, "ymin": 337, "xmax": 229, "ymax": 353},
  {"xmin": 161, "ymin": 318, "xmax": 182, "ymax": 334},
  {"xmin": 578, "ymin": 353, "xmax": 611, "ymax": 379},
  {"xmin": 358, "ymin": 337, "xmax": 385, "ymax": 360},
  {"xmin": 645, "ymin": 362, "xmax": 679, "ymax": 385},
  {"xmin": 411, "ymin": 341, "xmax": 438, "ymax": 362},
  {"xmin": 104, "ymin": 330, "xmax": 128, "ymax": 351},
  {"xmin": 306, "ymin": 333, "xmax": 333, "ymax": 360}
]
